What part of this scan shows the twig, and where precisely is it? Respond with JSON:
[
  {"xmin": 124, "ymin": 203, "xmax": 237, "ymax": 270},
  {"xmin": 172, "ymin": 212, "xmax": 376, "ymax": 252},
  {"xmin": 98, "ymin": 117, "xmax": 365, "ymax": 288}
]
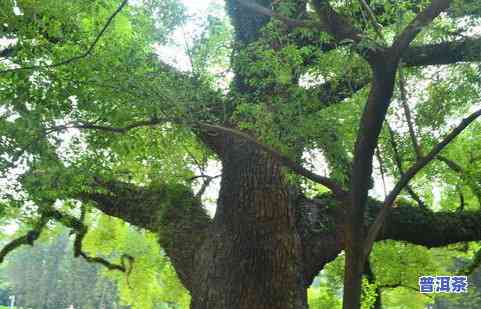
[
  {"xmin": 375, "ymin": 147, "xmax": 388, "ymax": 197},
  {"xmin": 358, "ymin": 0, "xmax": 385, "ymax": 41},
  {"xmin": 47, "ymin": 207, "xmax": 135, "ymax": 275},
  {"xmin": 398, "ymin": 65, "xmax": 422, "ymax": 160},
  {"xmin": 0, "ymin": 0, "xmax": 129, "ymax": 74},
  {"xmin": 437, "ymin": 155, "xmax": 481, "ymax": 203},
  {"xmin": 194, "ymin": 175, "xmax": 221, "ymax": 199},
  {"xmin": 386, "ymin": 124, "xmax": 425, "ymax": 207}
]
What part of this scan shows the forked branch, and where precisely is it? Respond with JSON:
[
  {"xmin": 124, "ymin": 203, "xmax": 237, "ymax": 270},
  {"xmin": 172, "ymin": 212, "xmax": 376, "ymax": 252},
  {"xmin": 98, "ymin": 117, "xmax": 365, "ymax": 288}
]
[
  {"xmin": 48, "ymin": 207, "xmax": 134, "ymax": 273},
  {"xmin": 364, "ymin": 107, "xmax": 481, "ymax": 257},
  {"xmin": 197, "ymin": 123, "xmax": 348, "ymax": 197},
  {"xmin": 392, "ymin": 0, "xmax": 451, "ymax": 57}
]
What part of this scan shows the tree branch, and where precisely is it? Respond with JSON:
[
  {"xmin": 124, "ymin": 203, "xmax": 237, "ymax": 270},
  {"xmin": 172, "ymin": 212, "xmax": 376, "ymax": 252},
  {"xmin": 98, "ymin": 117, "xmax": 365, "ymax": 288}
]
[
  {"xmin": 76, "ymin": 178, "xmax": 167, "ymax": 231},
  {"xmin": 0, "ymin": 0, "xmax": 129, "ymax": 74},
  {"xmin": 296, "ymin": 196, "xmax": 344, "ymax": 285},
  {"xmin": 378, "ymin": 203, "xmax": 481, "ymax": 248},
  {"xmin": 365, "ymin": 108, "xmax": 481, "ymax": 257},
  {"xmin": 358, "ymin": 0, "xmax": 385, "ymax": 41},
  {"xmin": 438, "ymin": 155, "xmax": 481, "ymax": 203},
  {"xmin": 194, "ymin": 174, "xmax": 221, "ymax": 200},
  {"xmin": 2, "ymin": 115, "xmax": 171, "ymax": 172},
  {"xmin": 196, "ymin": 123, "xmax": 348, "ymax": 197},
  {"xmin": 403, "ymin": 37, "xmax": 481, "ymax": 66},
  {"xmin": 299, "ymin": 193, "xmax": 481, "ymax": 284},
  {"xmin": 76, "ymin": 176, "xmax": 211, "ymax": 289},
  {"xmin": 0, "ymin": 214, "xmax": 50, "ymax": 263},
  {"xmin": 236, "ymin": 0, "xmax": 316, "ymax": 28},
  {"xmin": 391, "ymin": 0, "xmax": 451, "ymax": 57},
  {"xmin": 386, "ymin": 124, "xmax": 426, "ymax": 207},
  {"xmin": 45, "ymin": 117, "xmax": 167, "ymax": 134},
  {"xmin": 46, "ymin": 207, "xmax": 134, "ymax": 273},
  {"xmin": 398, "ymin": 66, "xmax": 422, "ymax": 160},
  {"xmin": 311, "ymin": 0, "xmax": 363, "ymax": 43},
  {"xmin": 304, "ymin": 68, "xmax": 370, "ymax": 109}
]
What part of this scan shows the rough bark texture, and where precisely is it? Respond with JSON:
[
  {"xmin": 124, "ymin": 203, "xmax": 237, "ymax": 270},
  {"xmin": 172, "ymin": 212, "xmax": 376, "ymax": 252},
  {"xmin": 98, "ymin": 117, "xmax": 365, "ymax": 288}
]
[
  {"xmin": 190, "ymin": 136, "xmax": 307, "ymax": 308},
  {"xmin": 77, "ymin": 154, "xmax": 481, "ymax": 309}
]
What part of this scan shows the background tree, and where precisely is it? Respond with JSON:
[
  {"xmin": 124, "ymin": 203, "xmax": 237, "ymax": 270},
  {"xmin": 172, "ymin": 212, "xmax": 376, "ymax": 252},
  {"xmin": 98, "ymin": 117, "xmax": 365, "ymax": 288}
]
[
  {"xmin": 1, "ymin": 0, "xmax": 481, "ymax": 308},
  {"xmin": 0, "ymin": 221, "xmax": 189, "ymax": 309},
  {"xmin": 2, "ymin": 229, "xmax": 122, "ymax": 309}
]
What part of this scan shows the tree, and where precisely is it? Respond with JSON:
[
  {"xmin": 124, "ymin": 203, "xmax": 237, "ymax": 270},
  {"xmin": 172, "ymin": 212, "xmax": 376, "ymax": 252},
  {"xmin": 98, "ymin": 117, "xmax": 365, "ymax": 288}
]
[
  {"xmin": 1, "ymin": 223, "xmax": 187, "ymax": 309},
  {"xmin": 1, "ymin": 0, "xmax": 481, "ymax": 308}
]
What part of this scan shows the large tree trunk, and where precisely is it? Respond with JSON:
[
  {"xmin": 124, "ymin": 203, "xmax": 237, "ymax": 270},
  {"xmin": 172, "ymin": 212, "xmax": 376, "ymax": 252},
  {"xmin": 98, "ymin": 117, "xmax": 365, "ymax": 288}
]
[{"xmin": 190, "ymin": 138, "xmax": 308, "ymax": 308}]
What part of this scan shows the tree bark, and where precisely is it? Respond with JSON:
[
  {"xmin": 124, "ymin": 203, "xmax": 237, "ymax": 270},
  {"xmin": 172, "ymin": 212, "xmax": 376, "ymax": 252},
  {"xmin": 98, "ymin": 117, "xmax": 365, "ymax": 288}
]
[
  {"xmin": 190, "ymin": 136, "xmax": 308, "ymax": 308},
  {"xmin": 344, "ymin": 59, "xmax": 398, "ymax": 309},
  {"xmin": 76, "ymin": 156, "xmax": 481, "ymax": 309}
]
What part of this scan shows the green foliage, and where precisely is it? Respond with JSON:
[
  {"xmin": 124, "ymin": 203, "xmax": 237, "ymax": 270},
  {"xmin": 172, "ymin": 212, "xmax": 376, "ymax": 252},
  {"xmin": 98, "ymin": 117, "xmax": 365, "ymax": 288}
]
[
  {"xmin": 1, "ymin": 218, "xmax": 190, "ymax": 309},
  {"xmin": 308, "ymin": 286, "xmax": 341, "ymax": 309},
  {"xmin": 1, "ymin": 227, "xmax": 124, "ymax": 309},
  {"xmin": 307, "ymin": 240, "xmax": 481, "ymax": 309},
  {"xmin": 1, "ymin": 0, "xmax": 481, "ymax": 307},
  {"xmin": 84, "ymin": 214, "xmax": 190, "ymax": 309},
  {"xmin": 361, "ymin": 278, "xmax": 377, "ymax": 309}
]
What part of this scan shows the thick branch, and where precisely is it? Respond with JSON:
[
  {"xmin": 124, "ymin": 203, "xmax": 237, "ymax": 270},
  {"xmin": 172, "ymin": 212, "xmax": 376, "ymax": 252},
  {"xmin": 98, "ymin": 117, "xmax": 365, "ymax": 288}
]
[
  {"xmin": 296, "ymin": 196, "xmax": 344, "ymax": 285},
  {"xmin": 236, "ymin": 0, "xmax": 316, "ymax": 28},
  {"xmin": 197, "ymin": 123, "xmax": 347, "ymax": 197},
  {"xmin": 76, "ymin": 178, "xmax": 167, "ymax": 231},
  {"xmin": 0, "ymin": 0, "xmax": 129, "ymax": 74},
  {"xmin": 77, "ymin": 177, "xmax": 211, "ymax": 289},
  {"xmin": 311, "ymin": 0, "xmax": 363, "ymax": 43},
  {"xmin": 404, "ymin": 37, "xmax": 481, "ymax": 66},
  {"xmin": 0, "ymin": 214, "xmax": 49, "ymax": 263},
  {"xmin": 392, "ymin": 0, "xmax": 451, "ymax": 56},
  {"xmin": 300, "ymin": 195, "xmax": 481, "ymax": 281},
  {"xmin": 378, "ymin": 204, "xmax": 481, "ymax": 247}
]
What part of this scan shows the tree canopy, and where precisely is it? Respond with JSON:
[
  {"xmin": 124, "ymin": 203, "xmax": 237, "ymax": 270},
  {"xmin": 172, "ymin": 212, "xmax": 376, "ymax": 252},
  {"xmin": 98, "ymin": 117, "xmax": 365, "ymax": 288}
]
[{"xmin": 1, "ymin": 0, "xmax": 481, "ymax": 308}]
